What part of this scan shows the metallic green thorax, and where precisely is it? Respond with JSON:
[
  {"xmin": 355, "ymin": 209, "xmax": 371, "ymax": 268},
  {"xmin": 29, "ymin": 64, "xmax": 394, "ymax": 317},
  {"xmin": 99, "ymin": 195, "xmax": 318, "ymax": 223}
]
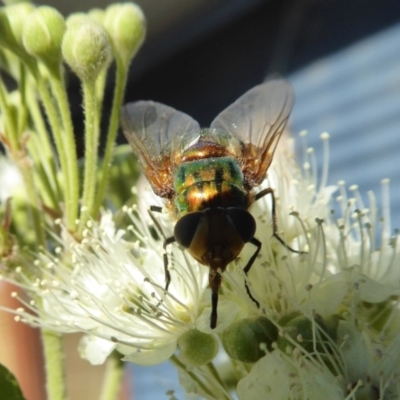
[{"xmin": 173, "ymin": 157, "xmax": 248, "ymax": 216}]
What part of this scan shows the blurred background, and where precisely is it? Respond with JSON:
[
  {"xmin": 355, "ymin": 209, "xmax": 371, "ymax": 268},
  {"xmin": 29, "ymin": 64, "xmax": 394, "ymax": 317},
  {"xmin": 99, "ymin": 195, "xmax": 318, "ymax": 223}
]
[{"xmin": 28, "ymin": 0, "xmax": 400, "ymax": 398}]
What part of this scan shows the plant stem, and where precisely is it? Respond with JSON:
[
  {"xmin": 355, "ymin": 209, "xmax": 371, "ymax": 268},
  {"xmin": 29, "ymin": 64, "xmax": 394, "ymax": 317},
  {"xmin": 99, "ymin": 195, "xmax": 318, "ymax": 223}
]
[
  {"xmin": 35, "ymin": 74, "xmax": 74, "ymax": 230},
  {"xmin": 18, "ymin": 154, "xmax": 46, "ymax": 247},
  {"xmin": 0, "ymin": 71, "xmax": 45, "ymax": 246},
  {"xmin": 26, "ymin": 86, "xmax": 62, "ymax": 203},
  {"xmin": 17, "ymin": 62, "xmax": 28, "ymax": 135},
  {"xmin": 49, "ymin": 69, "xmax": 80, "ymax": 229},
  {"xmin": 41, "ymin": 330, "xmax": 68, "ymax": 400},
  {"xmin": 79, "ymin": 78, "xmax": 99, "ymax": 233},
  {"xmin": 206, "ymin": 362, "xmax": 229, "ymax": 393},
  {"xmin": 0, "ymin": 74, "xmax": 18, "ymax": 149},
  {"xmin": 99, "ymin": 354, "xmax": 124, "ymax": 400},
  {"xmin": 26, "ymin": 136, "xmax": 59, "ymax": 210},
  {"xmin": 94, "ymin": 68, "xmax": 108, "ymax": 144},
  {"xmin": 170, "ymin": 355, "xmax": 215, "ymax": 399},
  {"xmin": 94, "ymin": 59, "xmax": 127, "ymax": 216}
]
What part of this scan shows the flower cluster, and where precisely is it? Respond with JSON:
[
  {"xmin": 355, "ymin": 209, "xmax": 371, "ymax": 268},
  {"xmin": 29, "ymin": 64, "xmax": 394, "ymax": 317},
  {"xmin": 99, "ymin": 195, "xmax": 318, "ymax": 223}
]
[
  {"xmin": 0, "ymin": 1, "xmax": 146, "ymax": 399},
  {"xmin": 0, "ymin": 2, "xmax": 399, "ymax": 399}
]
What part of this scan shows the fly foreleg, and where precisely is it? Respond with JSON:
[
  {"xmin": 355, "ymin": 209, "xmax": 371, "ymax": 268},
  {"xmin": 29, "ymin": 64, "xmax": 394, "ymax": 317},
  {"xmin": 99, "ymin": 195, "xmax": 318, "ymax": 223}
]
[
  {"xmin": 148, "ymin": 206, "xmax": 174, "ymax": 294},
  {"xmin": 242, "ymin": 237, "xmax": 261, "ymax": 308},
  {"xmin": 255, "ymin": 187, "xmax": 305, "ymax": 254}
]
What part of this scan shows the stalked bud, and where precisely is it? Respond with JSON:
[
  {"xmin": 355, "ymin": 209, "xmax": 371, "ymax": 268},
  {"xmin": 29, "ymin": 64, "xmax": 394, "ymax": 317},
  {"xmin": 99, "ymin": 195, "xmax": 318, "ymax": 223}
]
[
  {"xmin": 221, "ymin": 316, "xmax": 278, "ymax": 363},
  {"xmin": 88, "ymin": 8, "xmax": 106, "ymax": 25},
  {"xmin": 0, "ymin": 3, "xmax": 35, "ymax": 60},
  {"xmin": 104, "ymin": 3, "xmax": 146, "ymax": 66},
  {"xmin": 22, "ymin": 6, "xmax": 66, "ymax": 74},
  {"xmin": 62, "ymin": 18, "xmax": 112, "ymax": 83},
  {"xmin": 177, "ymin": 329, "xmax": 218, "ymax": 367},
  {"xmin": 277, "ymin": 312, "xmax": 328, "ymax": 354},
  {"xmin": 66, "ymin": 13, "xmax": 92, "ymax": 28}
]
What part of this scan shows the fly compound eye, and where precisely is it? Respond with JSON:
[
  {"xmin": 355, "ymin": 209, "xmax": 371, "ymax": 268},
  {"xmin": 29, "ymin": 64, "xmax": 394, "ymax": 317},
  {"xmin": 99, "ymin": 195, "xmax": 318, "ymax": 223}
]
[
  {"xmin": 174, "ymin": 212, "xmax": 202, "ymax": 248},
  {"xmin": 227, "ymin": 208, "xmax": 256, "ymax": 243}
]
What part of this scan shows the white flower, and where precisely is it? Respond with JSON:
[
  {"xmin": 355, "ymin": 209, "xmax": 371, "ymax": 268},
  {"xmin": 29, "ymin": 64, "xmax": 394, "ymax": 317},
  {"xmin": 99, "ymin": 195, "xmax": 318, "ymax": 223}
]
[
  {"xmin": 220, "ymin": 132, "xmax": 400, "ymax": 399},
  {"xmin": 3, "ymin": 131, "xmax": 400, "ymax": 400},
  {"xmin": 8, "ymin": 208, "xmax": 212, "ymax": 365},
  {"xmin": 237, "ymin": 350, "xmax": 343, "ymax": 400},
  {"xmin": 222, "ymin": 133, "xmax": 342, "ymax": 319}
]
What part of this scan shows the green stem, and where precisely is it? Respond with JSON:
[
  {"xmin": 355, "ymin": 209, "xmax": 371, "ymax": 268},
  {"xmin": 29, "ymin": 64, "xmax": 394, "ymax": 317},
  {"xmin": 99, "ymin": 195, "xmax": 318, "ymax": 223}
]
[
  {"xmin": 99, "ymin": 354, "xmax": 124, "ymax": 400},
  {"xmin": 94, "ymin": 59, "xmax": 128, "ymax": 216},
  {"xmin": 79, "ymin": 78, "xmax": 98, "ymax": 233},
  {"xmin": 94, "ymin": 68, "xmax": 108, "ymax": 144},
  {"xmin": 206, "ymin": 362, "xmax": 229, "ymax": 393},
  {"xmin": 41, "ymin": 330, "xmax": 68, "ymax": 400},
  {"xmin": 17, "ymin": 62, "xmax": 28, "ymax": 135},
  {"xmin": 0, "ymin": 74, "xmax": 18, "ymax": 149},
  {"xmin": 49, "ymin": 69, "xmax": 80, "ymax": 229},
  {"xmin": 35, "ymin": 73, "xmax": 74, "ymax": 230},
  {"xmin": 170, "ymin": 355, "xmax": 215, "ymax": 399},
  {"xmin": 26, "ymin": 86, "xmax": 62, "ymax": 203},
  {"xmin": 18, "ymin": 151, "xmax": 46, "ymax": 247},
  {"xmin": 0, "ymin": 70, "xmax": 45, "ymax": 246},
  {"xmin": 26, "ymin": 136, "xmax": 59, "ymax": 210}
]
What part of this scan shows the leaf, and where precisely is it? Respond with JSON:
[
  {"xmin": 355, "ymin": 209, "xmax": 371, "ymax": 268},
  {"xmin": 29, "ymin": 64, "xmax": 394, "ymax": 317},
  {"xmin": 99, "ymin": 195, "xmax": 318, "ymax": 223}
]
[{"xmin": 0, "ymin": 363, "xmax": 26, "ymax": 400}]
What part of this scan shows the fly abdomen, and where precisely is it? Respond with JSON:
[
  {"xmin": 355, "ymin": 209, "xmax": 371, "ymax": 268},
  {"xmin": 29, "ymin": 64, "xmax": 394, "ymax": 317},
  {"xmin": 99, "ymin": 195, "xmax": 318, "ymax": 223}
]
[{"xmin": 173, "ymin": 157, "xmax": 248, "ymax": 216}]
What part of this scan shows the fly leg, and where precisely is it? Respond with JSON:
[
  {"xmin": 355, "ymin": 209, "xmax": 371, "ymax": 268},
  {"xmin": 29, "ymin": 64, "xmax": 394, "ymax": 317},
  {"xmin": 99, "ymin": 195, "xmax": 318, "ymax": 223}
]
[
  {"xmin": 255, "ymin": 187, "xmax": 305, "ymax": 254},
  {"xmin": 148, "ymin": 206, "xmax": 175, "ymax": 297},
  {"xmin": 242, "ymin": 237, "xmax": 261, "ymax": 308}
]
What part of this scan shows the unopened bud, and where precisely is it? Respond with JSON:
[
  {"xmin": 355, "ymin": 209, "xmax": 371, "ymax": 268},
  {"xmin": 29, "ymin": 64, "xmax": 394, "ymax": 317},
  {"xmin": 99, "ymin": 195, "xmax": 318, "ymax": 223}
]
[
  {"xmin": 0, "ymin": 3, "xmax": 35, "ymax": 63},
  {"xmin": 177, "ymin": 329, "xmax": 218, "ymax": 367},
  {"xmin": 222, "ymin": 316, "xmax": 278, "ymax": 363},
  {"xmin": 23, "ymin": 6, "xmax": 66, "ymax": 72},
  {"xmin": 62, "ymin": 19, "xmax": 112, "ymax": 83},
  {"xmin": 104, "ymin": 3, "xmax": 146, "ymax": 65}
]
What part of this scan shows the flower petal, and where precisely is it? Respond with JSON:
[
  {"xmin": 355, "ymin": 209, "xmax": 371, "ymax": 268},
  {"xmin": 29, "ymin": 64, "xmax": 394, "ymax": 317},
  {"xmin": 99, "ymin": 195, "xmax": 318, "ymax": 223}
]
[
  {"xmin": 78, "ymin": 334, "xmax": 116, "ymax": 365},
  {"xmin": 196, "ymin": 299, "xmax": 239, "ymax": 334},
  {"xmin": 122, "ymin": 340, "xmax": 177, "ymax": 366}
]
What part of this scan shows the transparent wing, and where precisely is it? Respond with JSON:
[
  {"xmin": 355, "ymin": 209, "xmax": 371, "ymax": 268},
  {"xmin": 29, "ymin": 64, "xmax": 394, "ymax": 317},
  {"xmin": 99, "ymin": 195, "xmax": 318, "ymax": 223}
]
[
  {"xmin": 210, "ymin": 79, "xmax": 294, "ymax": 187},
  {"xmin": 121, "ymin": 101, "xmax": 201, "ymax": 198}
]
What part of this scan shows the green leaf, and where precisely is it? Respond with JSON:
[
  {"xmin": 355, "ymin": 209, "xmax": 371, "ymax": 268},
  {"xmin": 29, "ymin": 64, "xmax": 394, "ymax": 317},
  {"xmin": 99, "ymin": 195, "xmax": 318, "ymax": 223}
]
[{"xmin": 0, "ymin": 363, "xmax": 26, "ymax": 400}]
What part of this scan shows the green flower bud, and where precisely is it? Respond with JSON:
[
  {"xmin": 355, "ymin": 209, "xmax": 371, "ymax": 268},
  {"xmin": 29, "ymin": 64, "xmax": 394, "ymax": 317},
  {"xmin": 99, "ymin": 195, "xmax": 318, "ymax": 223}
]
[
  {"xmin": 66, "ymin": 13, "xmax": 91, "ymax": 28},
  {"xmin": 177, "ymin": 329, "xmax": 218, "ymax": 367},
  {"xmin": 222, "ymin": 317, "xmax": 278, "ymax": 363},
  {"xmin": 277, "ymin": 313, "xmax": 328, "ymax": 354},
  {"xmin": 88, "ymin": 8, "xmax": 106, "ymax": 25},
  {"xmin": 62, "ymin": 19, "xmax": 112, "ymax": 83},
  {"xmin": 0, "ymin": 3, "xmax": 35, "ymax": 61},
  {"xmin": 104, "ymin": 3, "xmax": 146, "ymax": 65},
  {"xmin": 22, "ymin": 6, "xmax": 66, "ymax": 72}
]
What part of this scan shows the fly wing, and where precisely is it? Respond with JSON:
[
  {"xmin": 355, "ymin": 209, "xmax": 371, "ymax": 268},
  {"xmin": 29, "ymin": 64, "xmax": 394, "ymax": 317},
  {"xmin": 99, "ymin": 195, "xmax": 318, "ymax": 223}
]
[
  {"xmin": 210, "ymin": 79, "xmax": 294, "ymax": 187},
  {"xmin": 121, "ymin": 101, "xmax": 201, "ymax": 198}
]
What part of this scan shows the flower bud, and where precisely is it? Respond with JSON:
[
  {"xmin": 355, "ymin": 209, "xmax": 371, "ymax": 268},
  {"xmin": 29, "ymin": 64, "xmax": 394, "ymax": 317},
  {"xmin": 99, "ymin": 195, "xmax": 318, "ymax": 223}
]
[
  {"xmin": 222, "ymin": 316, "xmax": 278, "ymax": 363},
  {"xmin": 88, "ymin": 8, "xmax": 106, "ymax": 25},
  {"xmin": 66, "ymin": 13, "xmax": 91, "ymax": 27},
  {"xmin": 23, "ymin": 6, "xmax": 66, "ymax": 72},
  {"xmin": 177, "ymin": 329, "xmax": 218, "ymax": 367},
  {"xmin": 277, "ymin": 313, "xmax": 328, "ymax": 354},
  {"xmin": 62, "ymin": 19, "xmax": 112, "ymax": 83},
  {"xmin": 104, "ymin": 3, "xmax": 146, "ymax": 65},
  {"xmin": 0, "ymin": 3, "xmax": 34, "ymax": 56}
]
